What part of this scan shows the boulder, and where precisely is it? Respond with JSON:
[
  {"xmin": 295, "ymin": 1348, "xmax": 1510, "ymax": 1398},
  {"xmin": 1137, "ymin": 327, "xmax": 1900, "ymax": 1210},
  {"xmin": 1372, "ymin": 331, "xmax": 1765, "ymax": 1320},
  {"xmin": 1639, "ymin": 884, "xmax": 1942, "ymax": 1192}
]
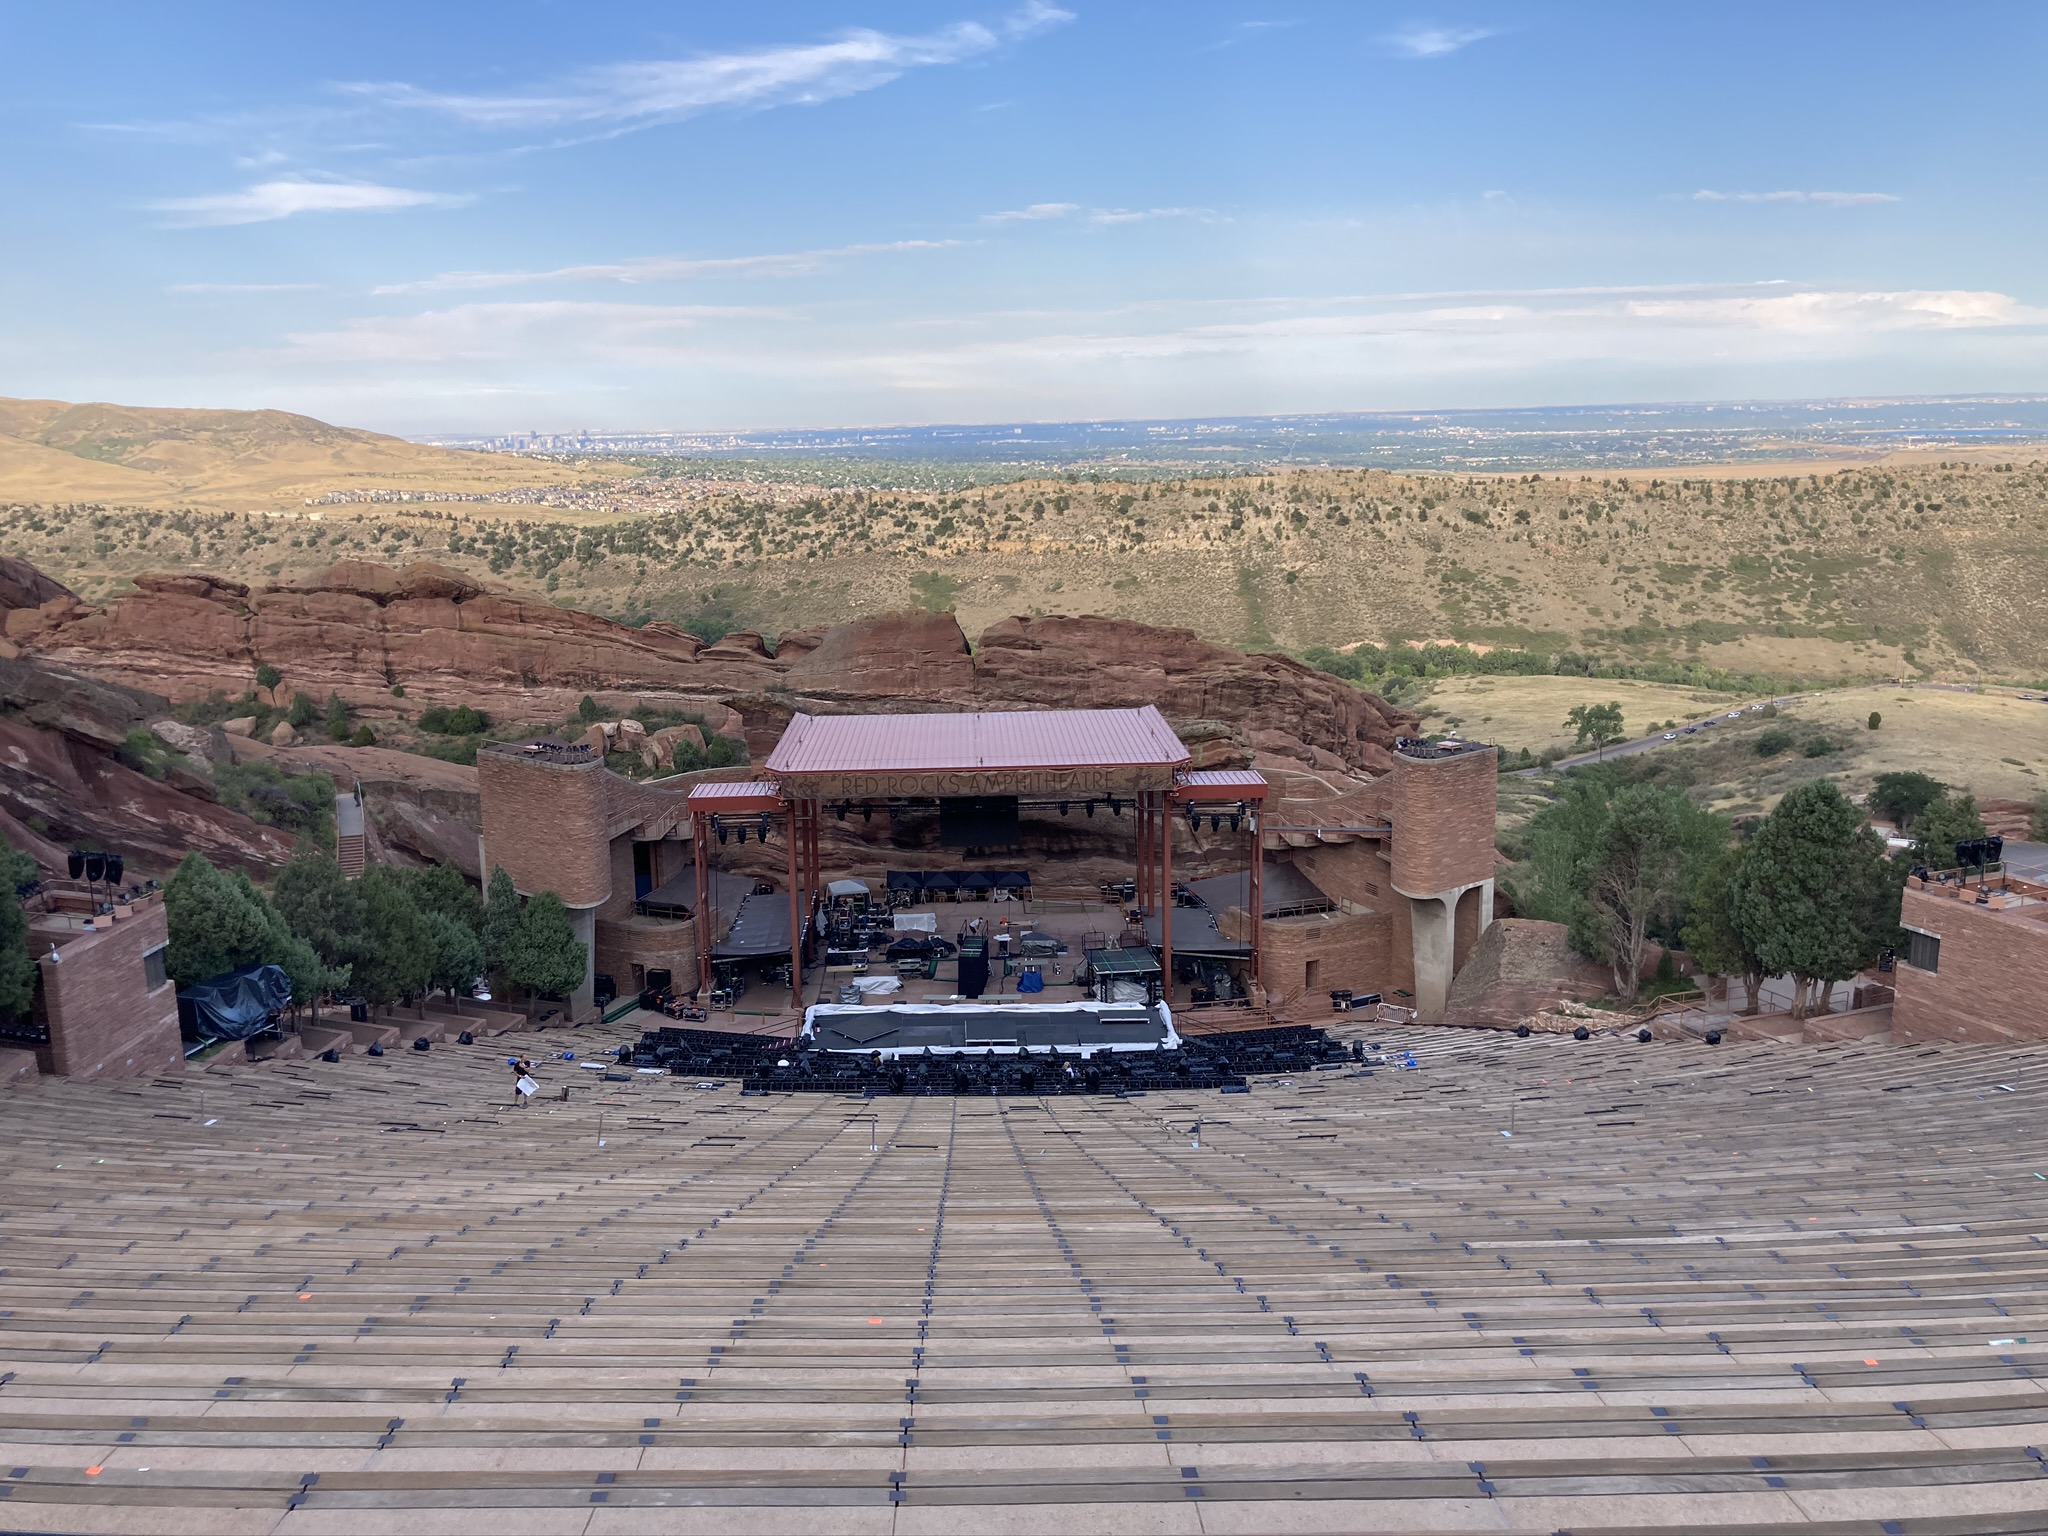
[
  {"xmin": 0, "ymin": 556, "xmax": 75, "ymax": 613},
  {"xmin": 223, "ymin": 716, "xmax": 258, "ymax": 738},
  {"xmin": 647, "ymin": 723, "xmax": 704, "ymax": 768},
  {"xmin": 1443, "ymin": 919, "xmax": 1611, "ymax": 1027},
  {"xmin": 615, "ymin": 718, "xmax": 648, "ymax": 754},
  {"xmin": 269, "ymin": 720, "xmax": 298, "ymax": 747},
  {"xmin": 0, "ymin": 654, "xmax": 164, "ymax": 751},
  {"xmin": 150, "ymin": 719, "xmax": 217, "ymax": 760},
  {"xmin": 133, "ymin": 572, "xmax": 249, "ymax": 603},
  {"xmin": 581, "ymin": 723, "xmax": 608, "ymax": 753}
]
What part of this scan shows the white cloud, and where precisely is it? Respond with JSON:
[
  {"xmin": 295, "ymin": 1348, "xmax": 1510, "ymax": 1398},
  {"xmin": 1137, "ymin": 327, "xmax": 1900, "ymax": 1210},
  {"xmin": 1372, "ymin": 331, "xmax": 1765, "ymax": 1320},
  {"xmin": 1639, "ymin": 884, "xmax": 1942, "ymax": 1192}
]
[
  {"xmin": 981, "ymin": 203, "xmax": 1211, "ymax": 225},
  {"xmin": 374, "ymin": 240, "xmax": 963, "ymax": 295},
  {"xmin": 152, "ymin": 179, "xmax": 457, "ymax": 227},
  {"xmin": 1691, "ymin": 189, "xmax": 1901, "ymax": 205},
  {"xmin": 346, "ymin": 4, "xmax": 1073, "ymax": 135},
  {"xmin": 1382, "ymin": 24, "xmax": 1494, "ymax": 59},
  {"xmin": 983, "ymin": 202, "xmax": 1081, "ymax": 222}
]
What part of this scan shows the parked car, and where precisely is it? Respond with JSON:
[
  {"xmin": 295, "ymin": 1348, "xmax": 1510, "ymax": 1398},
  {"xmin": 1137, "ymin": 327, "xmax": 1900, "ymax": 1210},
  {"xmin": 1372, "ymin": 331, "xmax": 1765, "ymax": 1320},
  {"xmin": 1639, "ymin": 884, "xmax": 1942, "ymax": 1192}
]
[
  {"xmin": 1663, "ymin": 730, "xmax": 1678, "ymax": 740},
  {"xmin": 1682, "ymin": 726, "xmax": 1700, "ymax": 735},
  {"xmin": 1726, "ymin": 710, "xmax": 1743, "ymax": 719}
]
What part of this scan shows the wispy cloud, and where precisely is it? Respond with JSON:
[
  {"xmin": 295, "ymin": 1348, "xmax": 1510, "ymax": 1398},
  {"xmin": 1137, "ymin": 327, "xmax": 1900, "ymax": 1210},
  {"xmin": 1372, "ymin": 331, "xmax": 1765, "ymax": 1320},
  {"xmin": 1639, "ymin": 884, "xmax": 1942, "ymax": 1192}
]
[
  {"xmin": 374, "ymin": 239, "xmax": 964, "ymax": 295},
  {"xmin": 981, "ymin": 203, "xmax": 1213, "ymax": 225},
  {"xmin": 1200, "ymin": 18, "xmax": 1303, "ymax": 52},
  {"xmin": 983, "ymin": 202, "xmax": 1082, "ymax": 222},
  {"xmin": 168, "ymin": 281, "xmax": 325, "ymax": 293},
  {"xmin": 344, "ymin": 4, "xmax": 1073, "ymax": 137},
  {"xmin": 1691, "ymin": 189, "xmax": 1901, "ymax": 206},
  {"xmin": 151, "ymin": 178, "xmax": 459, "ymax": 227},
  {"xmin": 1381, "ymin": 23, "xmax": 1494, "ymax": 59}
]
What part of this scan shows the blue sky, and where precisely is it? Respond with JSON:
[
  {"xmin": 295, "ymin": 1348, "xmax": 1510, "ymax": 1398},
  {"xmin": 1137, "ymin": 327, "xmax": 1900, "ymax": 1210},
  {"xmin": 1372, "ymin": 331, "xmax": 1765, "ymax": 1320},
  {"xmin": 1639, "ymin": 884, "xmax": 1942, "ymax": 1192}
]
[{"xmin": 1, "ymin": 2, "xmax": 2044, "ymax": 433}]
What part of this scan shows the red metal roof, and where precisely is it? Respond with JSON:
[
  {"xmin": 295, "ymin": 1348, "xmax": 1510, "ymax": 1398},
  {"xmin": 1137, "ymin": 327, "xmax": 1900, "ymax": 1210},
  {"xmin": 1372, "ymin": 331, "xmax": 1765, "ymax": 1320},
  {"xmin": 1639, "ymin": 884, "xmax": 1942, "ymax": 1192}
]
[
  {"xmin": 687, "ymin": 781, "xmax": 787, "ymax": 809},
  {"xmin": 767, "ymin": 706, "xmax": 1190, "ymax": 775},
  {"xmin": 1175, "ymin": 769, "xmax": 1269, "ymax": 801}
]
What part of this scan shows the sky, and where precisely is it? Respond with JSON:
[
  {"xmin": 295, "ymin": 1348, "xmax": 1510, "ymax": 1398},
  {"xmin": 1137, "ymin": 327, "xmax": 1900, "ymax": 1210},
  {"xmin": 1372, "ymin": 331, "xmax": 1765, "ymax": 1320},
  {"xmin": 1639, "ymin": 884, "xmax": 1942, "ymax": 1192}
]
[{"xmin": 1, "ymin": 1, "xmax": 2045, "ymax": 434}]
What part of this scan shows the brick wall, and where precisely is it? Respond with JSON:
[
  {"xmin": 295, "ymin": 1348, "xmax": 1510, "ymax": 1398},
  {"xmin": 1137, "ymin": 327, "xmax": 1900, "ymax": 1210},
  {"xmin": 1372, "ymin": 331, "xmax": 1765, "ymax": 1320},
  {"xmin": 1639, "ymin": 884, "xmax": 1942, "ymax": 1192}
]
[
  {"xmin": 30, "ymin": 902, "xmax": 183, "ymax": 1081},
  {"xmin": 1259, "ymin": 911, "xmax": 1390, "ymax": 1012},
  {"xmin": 594, "ymin": 915, "xmax": 700, "ymax": 998},
  {"xmin": 1893, "ymin": 885, "xmax": 2048, "ymax": 1043},
  {"xmin": 476, "ymin": 748, "xmax": 613, "ymax": 907},
  {"xmin": 1387, "ymin": 748, "xmax": 1499, "ymax": 898}
]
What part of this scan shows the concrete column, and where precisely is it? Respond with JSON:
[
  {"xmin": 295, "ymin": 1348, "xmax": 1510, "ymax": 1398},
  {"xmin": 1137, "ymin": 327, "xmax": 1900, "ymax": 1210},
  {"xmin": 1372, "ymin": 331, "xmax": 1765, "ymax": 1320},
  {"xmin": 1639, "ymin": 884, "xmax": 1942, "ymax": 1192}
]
[
  {"xmin": 568, "ymin": 904, "xmax": 597, "ymax": 1019},
  {"xmin": 1477, "ymin": 877, "xmax": 1495, "ymax": 937},
  {"xmin": 1408, "ymin": 893, "xmax": 1455, "ymax": 1024}
]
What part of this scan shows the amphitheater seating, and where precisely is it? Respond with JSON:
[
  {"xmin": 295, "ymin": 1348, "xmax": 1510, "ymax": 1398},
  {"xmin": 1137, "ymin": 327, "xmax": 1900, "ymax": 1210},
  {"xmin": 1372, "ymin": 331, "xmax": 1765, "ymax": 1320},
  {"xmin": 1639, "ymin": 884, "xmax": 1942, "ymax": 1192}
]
[{"xmin": 4, "ymin": 1023, "xmax": 2048, "ymax": 1532}]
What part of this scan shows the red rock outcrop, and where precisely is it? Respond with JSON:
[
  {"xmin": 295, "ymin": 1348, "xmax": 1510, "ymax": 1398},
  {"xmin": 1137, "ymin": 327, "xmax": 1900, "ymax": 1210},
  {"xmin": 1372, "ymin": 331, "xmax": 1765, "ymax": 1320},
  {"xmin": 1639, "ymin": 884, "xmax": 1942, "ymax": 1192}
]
[
  {"xmin": 973, "ymin": 616, "xmax": 1414, "ymax": 772},
  {"xmin": 783, "ymin": 610, "xmax": 977, "ymax": 704},
  {"xmin": 0, "ymin": 556, "xmax": 73, "ymax": 614}
]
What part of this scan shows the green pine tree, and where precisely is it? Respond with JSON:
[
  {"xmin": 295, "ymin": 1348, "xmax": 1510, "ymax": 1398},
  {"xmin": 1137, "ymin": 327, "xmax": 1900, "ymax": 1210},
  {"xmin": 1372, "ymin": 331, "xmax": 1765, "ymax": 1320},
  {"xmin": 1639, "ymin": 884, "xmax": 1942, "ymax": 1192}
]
[
  {"xmin": 1730, "ymin": 780, "xmax": 1904, "ymax": 1019},
  {"xmin": 0, "ymin": 838, "xmax": 38, "ymax": 1024},
  {"xmin": 480, "ymin": 866, "xmax": 521, "ymax": 984},
  {"xmin": 423, "ymin": 911, "xmax": 486, "ymax": 999},
  {"xmin": 163, "ymin": 853, "xmax": 275, "ymax": 988},
  {"xmin": 352, "ymin": 868, "xmax": 433, "ymax": 1012},
  {"xmin": 1912, "ymin": 791, "xmax": 1988, "ymax": 873},
  {"xmin": 1683, "ymin": 845, "xmax": 1767, "ymax": 1016},
  {"xmin": 505, "ymin": 890, "xmax": 587, "ymax": 1018},
  {"xmin": 400, "ymin": 862, "xmax": 484, "ymax": 937}
]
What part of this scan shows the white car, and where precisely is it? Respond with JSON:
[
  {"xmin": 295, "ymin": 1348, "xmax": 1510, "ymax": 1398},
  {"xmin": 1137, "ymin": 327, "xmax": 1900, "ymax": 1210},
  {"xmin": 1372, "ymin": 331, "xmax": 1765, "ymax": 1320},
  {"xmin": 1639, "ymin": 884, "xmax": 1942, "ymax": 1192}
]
[
  {"xmin": 1727, "ymin": 710, "xmax": 1742, "ymax": 719},
  {"xmin": 1663, "ymin": 730, "xmax": 1677, "ymax": 740}
]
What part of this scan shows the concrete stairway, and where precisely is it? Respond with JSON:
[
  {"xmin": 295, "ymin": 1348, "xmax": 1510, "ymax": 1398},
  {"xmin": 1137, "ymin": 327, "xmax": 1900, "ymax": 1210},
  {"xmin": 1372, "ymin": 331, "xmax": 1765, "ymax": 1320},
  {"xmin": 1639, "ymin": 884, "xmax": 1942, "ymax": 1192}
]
[{"xmin": 4, "ymin": 1025, "xmax": 2048, "ymax": 1532}]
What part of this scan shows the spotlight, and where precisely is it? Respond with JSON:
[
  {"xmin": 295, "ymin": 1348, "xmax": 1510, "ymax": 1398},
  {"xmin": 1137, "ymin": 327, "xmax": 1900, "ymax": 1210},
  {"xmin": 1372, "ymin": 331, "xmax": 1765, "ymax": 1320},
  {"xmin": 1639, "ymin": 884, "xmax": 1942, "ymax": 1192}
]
[
  {"xmin": 1185, "ymin": 805, "xmax": 1199, "ymax": 828},
  {"xmin": 1514, "ymin": 1024, "xmax": 1530, "ymax": 1038},
  {"xmin": 735, "ymin": 826, "xmax": 748, "ymax": 845},
  {"xmin": 1704, "ymin": 1029, "xmax": 1722, "ymax": 1046},
  {"xmin": 835, "ymin": 803, "xmax": 848, "ymax": 821},
  {"xmin": 1572, "ymin": 1025, "xmax": 1590, "ymax": 1041},
  {"xmin": 862, "ymin": 806, "xmax": 873, "ymax": 823},
  {"xmin": 717, "ymin": 822, "xmax": 729, "ymax": 845},
  {"xmin": 1229, "ymin": 814, "xmax": 1242, "ymax": 832},
  {"xmin": 1059, "ymin": 802, "xmax": 1069, "ymax": 817},
  {"xmin": 757, "ymin": 817, "xmax": 771, "ymax": 845},
  {"xmin": 1086, "ymin": 801, "xmax": 1096, "ymax": 819},
  {"xmin": 1209, "ymin": 815, "xmax": 1222, "ymax": 834},
  {"xmin": 1110, "ymin": 798, "xmax": 1123, "ymax": 818}
]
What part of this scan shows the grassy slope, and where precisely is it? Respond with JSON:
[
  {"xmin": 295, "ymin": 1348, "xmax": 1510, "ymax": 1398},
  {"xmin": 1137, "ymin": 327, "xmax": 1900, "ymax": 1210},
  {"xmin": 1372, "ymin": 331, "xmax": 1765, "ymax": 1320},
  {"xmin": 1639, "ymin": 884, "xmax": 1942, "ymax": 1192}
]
[
  {"xmin": 0, "ymin": 395, "xmax": 578, "ymax": 508},
  {"xmin": 8, "ymin": 431, "xmax": 2048, "ymax": 681}
]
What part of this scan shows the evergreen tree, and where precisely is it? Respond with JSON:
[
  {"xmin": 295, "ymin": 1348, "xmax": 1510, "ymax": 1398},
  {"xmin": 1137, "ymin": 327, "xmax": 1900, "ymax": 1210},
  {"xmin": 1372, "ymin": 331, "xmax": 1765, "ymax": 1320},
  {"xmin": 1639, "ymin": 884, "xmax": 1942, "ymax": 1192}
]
[
  {"xmin": 352, "ymin": 868, "xmax": 433, "ymax": 1011},
  {"xmin": 325, "ymin": 691, "xmax": 352, "ymax": 742},
  {"xmin": 505, "ymin": 890, "xmax": 587, "ymax": 1017},
  {"xmin": 400, "ymin": 862, "xmax": 484, "ymax": 938},
  {"xmin": 1869, "ymin": 771, "xmax": 1944, "ymax": 829},
  {"xmin": 1730, "ymin": 780, "xmax": 1903, "ymax": 1019},
  {"xmin": 423, "ymin": 911, "xmax": 486, "ymax": 999},
  {"xmin": 272, "ymin": 845, "xmax": 363, "ymax": 977},
  {"xmin": 1912, "ymin": 791, "xmax": 1988, "ymax": 873},
  {"xmin": 480, "ymin": 866, "xmax": 521, "ymax": 982},
  {"xmin": 0, "ymin": 838, "xmax": 37, "ymax": 1024},
  {"xmin": 163, "ymin": 853, "xmax": 274, "ymax": 988},
  {"xmin": 1683, "ymin": 845, "xmax": 1767, "ymax": 1015}
]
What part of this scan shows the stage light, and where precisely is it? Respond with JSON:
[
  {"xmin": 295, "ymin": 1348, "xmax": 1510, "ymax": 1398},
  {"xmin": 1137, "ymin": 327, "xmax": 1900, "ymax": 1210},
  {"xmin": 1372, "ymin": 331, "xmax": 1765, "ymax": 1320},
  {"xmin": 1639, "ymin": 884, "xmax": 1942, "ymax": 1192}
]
[
  {"xmin": 1210, "ymin": 815, "xmax": 1223, "ymax": 833},
  {"xmin": 1185, "ymin": 805, "xmax": 1199, "ymax": 828},
  {"xmin": 1229, "ymin": 814, "xmax": 1242, "ymax": 832},
  {"xmin": 836, "ymin": 803, "xmax": 848, "ymax": 821},
  {"xmin": 736, "ymin": 826, "xmax": 748, "ymax": 844},
  {"xmin": 862, "ymin": 806, "xmax": 873, "ymax": 823},
  {"xmin": 1085, "ymin": 801, "xmax": 1096, "ymax": 819},
  {"xmin": 1110, "ymin": 797, "xmax": 1123, "ymax": 818},
  {"xmin": 718, "ymin": 826, "xmax": 730, "ymax": 845},
  {"xmin": 1059, "ymin": 802, "xmax": 1069, "ymax": 817}
]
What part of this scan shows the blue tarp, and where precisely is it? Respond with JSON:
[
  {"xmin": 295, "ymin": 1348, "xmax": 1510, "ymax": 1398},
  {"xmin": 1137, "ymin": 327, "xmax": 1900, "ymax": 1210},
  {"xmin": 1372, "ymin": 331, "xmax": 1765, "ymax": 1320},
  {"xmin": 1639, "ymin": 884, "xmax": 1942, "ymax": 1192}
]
[{"xmin": 177, "ymin": 964, "xmax": 293, "ymax": 1042}]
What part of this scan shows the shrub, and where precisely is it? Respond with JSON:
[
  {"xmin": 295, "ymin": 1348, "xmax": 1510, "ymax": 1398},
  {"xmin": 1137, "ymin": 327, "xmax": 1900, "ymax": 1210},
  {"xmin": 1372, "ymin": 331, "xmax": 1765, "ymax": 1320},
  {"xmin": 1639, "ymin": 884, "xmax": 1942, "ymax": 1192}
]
[
  {"xmin": 351, "ymin": 724, "xmax": 377, "ymax": 747},
  {"xmin": 288, "ymin": 693, "xmax": 319, "ymax": 729},
  {"xmin": 577, "ymin": 695, "xmax": 602, "ymax": 723},
  {"xmin": 707, "ymin": 734, "xmax": 748, "ymax": 768},
  {"xmin": 1803, "ymin": 737, "xmax": 1836, "ymax": 758},
  {"xmin": 417, "ymin": 705, "xmax": 489, "ymax": 735},
  {"xmin": 1867, "ymin": 711, "xmax": 1882, "ymax": 731},
  {"xmin": 118, "ymin": 728, "xmax": 172, "ymax": 780},
  {"xmin": 325, "ymin": 693, "xmax": 352, "ymax": 742},
  {"xmin": 214, "ymin": 761, "xmax": 336, "ymax": 848},
  {"xmin": 1754, "ymin": 728, "xmax": 1794, "ymax": 757}
]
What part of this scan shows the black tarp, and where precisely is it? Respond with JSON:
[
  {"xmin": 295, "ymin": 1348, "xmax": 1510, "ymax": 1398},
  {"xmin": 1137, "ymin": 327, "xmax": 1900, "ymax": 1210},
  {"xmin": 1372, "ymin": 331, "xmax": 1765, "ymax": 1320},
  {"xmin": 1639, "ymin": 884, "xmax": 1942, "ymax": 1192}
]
[
  {"xmin": 177, "ymin": 964, "xmax": 293, "ymax": 1042},
  {"xmin": 957, "ymin": 871, "xmax": 996, "ymax": 891},
  {"xmin": 886, "ymin": 870, "xmax": 924, "ymax": 892},
  {"xmin": 994, "ymin": 870, "xmax": 1032, "ymax": 888},
  {"xmin": 921, "ymin": 871, "xmax": 959, "ymax": 892}
]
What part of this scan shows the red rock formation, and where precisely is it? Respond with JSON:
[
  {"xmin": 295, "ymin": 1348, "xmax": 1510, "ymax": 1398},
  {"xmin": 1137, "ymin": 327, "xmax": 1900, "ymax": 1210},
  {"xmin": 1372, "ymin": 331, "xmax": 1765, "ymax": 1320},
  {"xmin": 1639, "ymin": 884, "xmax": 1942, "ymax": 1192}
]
[
  {"xmin": 974, "ymin": 616, "xmax": 1414, "ymax": 772},
  {"xmin": 0, "ymin": 556, "xmax": 73, "ymax": 614},
  {"xmin": 782, "ymin": 610, "xmax": 977, "ymax": 704}
]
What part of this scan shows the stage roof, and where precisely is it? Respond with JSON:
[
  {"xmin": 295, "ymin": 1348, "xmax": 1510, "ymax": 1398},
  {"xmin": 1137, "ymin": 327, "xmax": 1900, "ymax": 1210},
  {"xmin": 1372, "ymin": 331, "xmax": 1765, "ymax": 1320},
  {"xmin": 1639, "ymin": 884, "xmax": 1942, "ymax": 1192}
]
[{"xmin": 767, "ymin": 706, "xmax": 1191, "ymax": 777}]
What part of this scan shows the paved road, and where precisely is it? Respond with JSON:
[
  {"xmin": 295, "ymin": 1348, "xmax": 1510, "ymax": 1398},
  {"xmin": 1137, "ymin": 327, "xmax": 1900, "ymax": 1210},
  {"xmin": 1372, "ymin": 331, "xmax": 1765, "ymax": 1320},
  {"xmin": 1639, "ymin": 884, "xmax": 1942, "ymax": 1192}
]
[{"xmin": 1516, "ymin": 695, "xmax": 1802, "ymax": 776}]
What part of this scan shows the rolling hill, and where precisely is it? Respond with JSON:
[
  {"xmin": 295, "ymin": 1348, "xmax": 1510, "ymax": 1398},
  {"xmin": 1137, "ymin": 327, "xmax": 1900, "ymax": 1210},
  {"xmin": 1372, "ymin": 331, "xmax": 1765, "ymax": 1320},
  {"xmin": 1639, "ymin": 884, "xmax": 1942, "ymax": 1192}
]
[{"xmin": 0, "ymin": 395, "xmax": 575, "ymax": 508}]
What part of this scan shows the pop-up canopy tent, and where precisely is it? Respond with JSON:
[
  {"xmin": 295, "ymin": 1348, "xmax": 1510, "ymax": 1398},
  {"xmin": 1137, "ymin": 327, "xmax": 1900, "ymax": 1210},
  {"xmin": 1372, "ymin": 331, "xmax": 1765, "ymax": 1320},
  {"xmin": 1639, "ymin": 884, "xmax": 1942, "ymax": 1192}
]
[{"xmin": 176, "ymin": 964, "xmax": 293, "ymax": 1042}]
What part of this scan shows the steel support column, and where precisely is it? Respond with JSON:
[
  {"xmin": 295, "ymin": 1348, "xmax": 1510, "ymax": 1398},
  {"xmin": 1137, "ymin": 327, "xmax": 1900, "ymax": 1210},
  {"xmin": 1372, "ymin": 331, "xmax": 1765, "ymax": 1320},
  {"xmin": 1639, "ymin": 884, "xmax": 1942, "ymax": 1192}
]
[
  {"xmin": 1248, "ymin": 808, "xmax": 1262, "ymax": 989},
  {"xmin": 693, "ymin": 810, "xmax": 714, "ymax": 995},
  {"xmin": 785, "ymin": 806, "xmax": 803, "ymax": 1011},
  {"xmin": 1160, "ymin": 794, "xmax": 1174, "ymax": 1002}
]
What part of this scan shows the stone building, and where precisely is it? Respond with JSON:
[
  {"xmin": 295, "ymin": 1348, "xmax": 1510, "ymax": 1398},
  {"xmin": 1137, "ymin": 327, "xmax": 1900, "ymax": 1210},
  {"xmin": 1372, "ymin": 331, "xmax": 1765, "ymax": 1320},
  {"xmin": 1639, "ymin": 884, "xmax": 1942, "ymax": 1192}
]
[
  {"xmin": 1893, "ymin": 877, "xmax": 2048, "ymax": 1043},
  {"xmin": 9, "ymin": 886, "xmax": 183, "ymax": 1083}
]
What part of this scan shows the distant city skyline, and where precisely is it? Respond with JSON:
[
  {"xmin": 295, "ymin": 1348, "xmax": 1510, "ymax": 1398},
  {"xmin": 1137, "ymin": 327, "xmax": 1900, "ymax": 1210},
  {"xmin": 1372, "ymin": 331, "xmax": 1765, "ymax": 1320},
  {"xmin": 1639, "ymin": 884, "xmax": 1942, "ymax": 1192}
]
[{"xmin": 2, "ymin": 2, "xmax": 2045, "ymax": 433}]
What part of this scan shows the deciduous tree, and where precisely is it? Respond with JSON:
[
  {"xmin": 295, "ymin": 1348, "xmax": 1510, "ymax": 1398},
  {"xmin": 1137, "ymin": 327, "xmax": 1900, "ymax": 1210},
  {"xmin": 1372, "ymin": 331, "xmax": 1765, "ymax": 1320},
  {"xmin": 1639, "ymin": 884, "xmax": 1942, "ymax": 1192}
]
[
  {"xmin": 1684, "ymin": 845, "xmax": 1767, "ymax": 1015},
  {"xmin": 1565, "ymin": 701, "xmax": 1625, "ymax": 756},
  {"xmin": 506, "ymin": 891, "xmax": 586, "ymax": 1017}
]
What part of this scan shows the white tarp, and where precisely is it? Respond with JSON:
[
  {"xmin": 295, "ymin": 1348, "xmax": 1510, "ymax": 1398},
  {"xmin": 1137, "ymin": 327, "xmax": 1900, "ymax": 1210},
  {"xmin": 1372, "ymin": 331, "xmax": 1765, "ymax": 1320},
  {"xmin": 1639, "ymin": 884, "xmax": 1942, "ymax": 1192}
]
[
  {"xmin": 828, "ymin": 878, "xmax": 871, "ymax": 898},
  {"xmin": 892, "ymin": 912, "xmax": 938, "ymax": 933},
  {"xmin": 852, "ymin": 975, "xmax": 902, "ymax": 995}
]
